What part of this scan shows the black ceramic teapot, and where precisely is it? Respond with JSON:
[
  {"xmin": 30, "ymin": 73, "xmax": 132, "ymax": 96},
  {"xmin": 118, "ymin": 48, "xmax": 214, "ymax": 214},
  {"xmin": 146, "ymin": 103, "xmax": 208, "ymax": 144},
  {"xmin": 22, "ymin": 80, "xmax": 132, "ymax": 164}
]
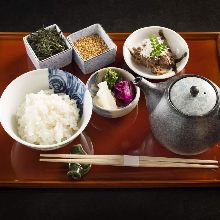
[{"xmin": 134, "ymin": 74, "xmax": 220, "ymax": 155}]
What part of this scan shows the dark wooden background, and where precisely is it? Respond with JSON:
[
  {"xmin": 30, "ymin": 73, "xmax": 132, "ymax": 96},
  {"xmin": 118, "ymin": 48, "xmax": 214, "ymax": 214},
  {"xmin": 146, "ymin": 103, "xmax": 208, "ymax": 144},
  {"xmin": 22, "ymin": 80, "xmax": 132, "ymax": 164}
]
[{"xmin": 0, "ymin": 0, "xmax": 220, "ymax": 219}]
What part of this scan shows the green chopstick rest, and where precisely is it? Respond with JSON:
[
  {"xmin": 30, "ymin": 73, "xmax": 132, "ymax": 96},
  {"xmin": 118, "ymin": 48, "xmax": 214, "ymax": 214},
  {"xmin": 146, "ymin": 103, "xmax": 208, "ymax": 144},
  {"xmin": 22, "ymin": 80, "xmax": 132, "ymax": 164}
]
[{"xmin": 67, "ymin": 144, "xmax": 91, "ymax": 180}]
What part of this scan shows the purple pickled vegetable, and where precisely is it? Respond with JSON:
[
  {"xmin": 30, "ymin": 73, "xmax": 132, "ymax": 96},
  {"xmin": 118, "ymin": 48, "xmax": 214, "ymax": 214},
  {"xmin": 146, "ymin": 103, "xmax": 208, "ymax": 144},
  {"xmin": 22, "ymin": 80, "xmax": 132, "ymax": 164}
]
[{"xmin": 113, "ymin": 80, "xmax": 135, "ymax": 105}]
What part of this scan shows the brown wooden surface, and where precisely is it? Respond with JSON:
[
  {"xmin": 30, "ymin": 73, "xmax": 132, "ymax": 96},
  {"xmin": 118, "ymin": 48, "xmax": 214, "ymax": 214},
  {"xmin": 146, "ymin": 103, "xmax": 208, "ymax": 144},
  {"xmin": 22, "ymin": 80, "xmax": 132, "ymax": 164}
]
[{"xmin": 0, "ymin": 32, "xmax": 220, "ymax": 188}]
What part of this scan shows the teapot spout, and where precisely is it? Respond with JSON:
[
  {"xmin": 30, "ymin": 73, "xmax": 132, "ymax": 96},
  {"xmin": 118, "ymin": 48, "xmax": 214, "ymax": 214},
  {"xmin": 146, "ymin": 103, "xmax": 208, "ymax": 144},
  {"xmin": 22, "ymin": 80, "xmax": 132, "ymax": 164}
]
[
  {"xmin": 133, "ymin": 77, "xmax": 157, "ymax": 91},
  {"xmin": 133, "ymin": 77, "xmax": 166, "ymax": 113}
]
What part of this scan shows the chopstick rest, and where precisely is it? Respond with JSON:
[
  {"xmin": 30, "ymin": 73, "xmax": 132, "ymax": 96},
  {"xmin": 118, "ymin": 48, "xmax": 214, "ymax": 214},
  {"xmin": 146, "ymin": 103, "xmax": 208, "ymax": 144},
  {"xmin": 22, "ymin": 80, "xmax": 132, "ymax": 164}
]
[{"xmin": 67, "ymin": 144, "xmax": 92, "ymax": 180}]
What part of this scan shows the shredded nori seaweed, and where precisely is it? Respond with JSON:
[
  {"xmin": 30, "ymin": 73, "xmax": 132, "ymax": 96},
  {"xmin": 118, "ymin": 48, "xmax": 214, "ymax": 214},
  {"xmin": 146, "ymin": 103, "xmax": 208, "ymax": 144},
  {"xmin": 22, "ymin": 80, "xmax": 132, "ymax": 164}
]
[{"xmin": 27, "ymin": 26, "xmax": 68, "ymax": 61}]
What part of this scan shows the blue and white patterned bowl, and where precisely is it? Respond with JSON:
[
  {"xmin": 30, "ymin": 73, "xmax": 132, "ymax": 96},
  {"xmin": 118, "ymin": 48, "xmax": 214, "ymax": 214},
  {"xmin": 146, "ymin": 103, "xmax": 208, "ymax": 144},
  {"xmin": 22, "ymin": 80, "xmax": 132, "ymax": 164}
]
[
  {"xmin": 86, "ymin": 67, "xmax": 140, "ymax": 118},
  {"xmin": 0, "ymin": 68, "xmax": 92, "ymax": 150}
]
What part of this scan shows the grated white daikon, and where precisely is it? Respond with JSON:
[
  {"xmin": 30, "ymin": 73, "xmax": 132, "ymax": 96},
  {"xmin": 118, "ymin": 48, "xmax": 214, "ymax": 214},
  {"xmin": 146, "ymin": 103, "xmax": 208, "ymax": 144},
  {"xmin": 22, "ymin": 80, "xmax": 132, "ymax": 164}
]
[{"xmin": 93, "ymin": 81, "xmax": 118, "ymax": 110}]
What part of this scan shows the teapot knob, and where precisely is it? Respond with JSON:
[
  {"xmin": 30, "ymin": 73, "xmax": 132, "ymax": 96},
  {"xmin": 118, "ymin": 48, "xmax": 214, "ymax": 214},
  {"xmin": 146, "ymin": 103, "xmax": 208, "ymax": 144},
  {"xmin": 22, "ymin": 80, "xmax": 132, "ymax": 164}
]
[{"xmin": 190, "ymin": 86, "xmax": 199, "ymax": 97}]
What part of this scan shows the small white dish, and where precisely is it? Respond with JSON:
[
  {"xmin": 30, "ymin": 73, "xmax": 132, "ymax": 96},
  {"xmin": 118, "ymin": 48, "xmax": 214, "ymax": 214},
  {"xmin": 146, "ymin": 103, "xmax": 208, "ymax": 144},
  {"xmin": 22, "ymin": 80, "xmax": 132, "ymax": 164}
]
[
  {"xmin": 123, "ymin": 26, "xmax": 189, "ymax": 80},
  {"xmin": 23, "ymin": 24, "xmax": 72, "ymax": 69},
  {"xmin": 67, "ymin": 24, "xmax": 117, "ymax": 74},
  {"xmin": 0, "ymin": 68, "xmax": 92, "ymax": 151},
  {"xmin": 86, "ymin": 67, "xmax": 140, "ymax": 118}
]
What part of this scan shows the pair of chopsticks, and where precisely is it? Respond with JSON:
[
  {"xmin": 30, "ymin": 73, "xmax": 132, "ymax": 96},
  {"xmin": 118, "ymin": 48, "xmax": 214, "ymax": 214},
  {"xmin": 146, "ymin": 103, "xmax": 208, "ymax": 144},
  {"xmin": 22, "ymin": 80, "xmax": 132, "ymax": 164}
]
[{"xmin": 40, "ymin": 154, "xmax": 218, "ymax": 169}]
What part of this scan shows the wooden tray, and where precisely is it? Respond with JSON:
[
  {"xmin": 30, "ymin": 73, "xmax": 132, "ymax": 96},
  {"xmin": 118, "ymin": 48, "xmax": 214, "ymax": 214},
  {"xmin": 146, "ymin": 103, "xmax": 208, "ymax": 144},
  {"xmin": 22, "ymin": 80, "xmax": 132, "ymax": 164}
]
[{"xmin": 0, "ymin": 32, "xmax": 220, "ymax": 188}]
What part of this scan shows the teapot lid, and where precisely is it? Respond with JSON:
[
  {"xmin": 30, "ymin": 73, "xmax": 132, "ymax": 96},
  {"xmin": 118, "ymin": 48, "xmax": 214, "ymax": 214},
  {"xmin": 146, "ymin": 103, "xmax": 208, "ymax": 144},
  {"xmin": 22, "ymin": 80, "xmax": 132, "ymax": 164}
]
[{"xmin": 169, "ymin": 75, "xmax": 218, "ymax": 116}]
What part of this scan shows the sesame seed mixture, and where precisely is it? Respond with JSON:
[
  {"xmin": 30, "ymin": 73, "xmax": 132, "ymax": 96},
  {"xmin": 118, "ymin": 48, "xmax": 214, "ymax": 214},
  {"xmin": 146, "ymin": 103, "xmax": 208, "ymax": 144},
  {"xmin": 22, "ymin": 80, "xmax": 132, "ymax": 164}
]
[{"xmin": 73, "ymin": 34, "xmax": 109, "ymax": 61}]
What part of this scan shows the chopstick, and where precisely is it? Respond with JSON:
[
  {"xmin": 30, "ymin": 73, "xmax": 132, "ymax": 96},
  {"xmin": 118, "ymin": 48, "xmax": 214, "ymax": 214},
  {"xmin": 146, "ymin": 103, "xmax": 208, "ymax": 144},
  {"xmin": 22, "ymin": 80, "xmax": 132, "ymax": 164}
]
[
  {"xmin": 40, "ymin": 154, "xmax": 218, "ymax": 169},
  {"xmin": 40, "ymin": 154, "xmax": 218, "ymax": 164}
]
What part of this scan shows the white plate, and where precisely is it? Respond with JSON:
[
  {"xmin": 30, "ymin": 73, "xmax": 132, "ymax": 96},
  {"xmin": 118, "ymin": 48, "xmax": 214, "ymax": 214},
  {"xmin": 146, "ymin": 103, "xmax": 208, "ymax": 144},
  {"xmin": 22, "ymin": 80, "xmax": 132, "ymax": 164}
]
[{"xmin": 123, "ymin": 26, "xmax": 189, "ymax": 80}]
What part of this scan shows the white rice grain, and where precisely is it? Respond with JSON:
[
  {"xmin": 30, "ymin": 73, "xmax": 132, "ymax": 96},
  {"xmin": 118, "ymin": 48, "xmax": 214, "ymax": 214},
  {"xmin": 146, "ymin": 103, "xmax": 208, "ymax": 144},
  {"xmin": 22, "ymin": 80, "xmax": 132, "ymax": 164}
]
[{"xmin": 16, "ymin": 90, "xmax": 79, "ymax": 145}]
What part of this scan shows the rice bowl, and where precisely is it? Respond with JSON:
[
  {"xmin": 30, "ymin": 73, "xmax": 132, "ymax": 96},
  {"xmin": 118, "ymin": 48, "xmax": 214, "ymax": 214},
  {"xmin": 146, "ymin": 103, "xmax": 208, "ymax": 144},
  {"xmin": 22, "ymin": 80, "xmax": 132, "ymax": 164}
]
[{"xmin": 0, "ymin": 68, "xmax": 93, "ymax": 151}]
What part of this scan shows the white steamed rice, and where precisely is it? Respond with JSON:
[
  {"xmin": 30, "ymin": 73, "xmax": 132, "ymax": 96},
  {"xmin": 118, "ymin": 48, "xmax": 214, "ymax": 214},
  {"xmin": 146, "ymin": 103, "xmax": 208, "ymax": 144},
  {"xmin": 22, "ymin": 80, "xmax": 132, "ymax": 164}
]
[{"xmin": 16, "ymin": 90, "xmax": 80, "ymax": 145}]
